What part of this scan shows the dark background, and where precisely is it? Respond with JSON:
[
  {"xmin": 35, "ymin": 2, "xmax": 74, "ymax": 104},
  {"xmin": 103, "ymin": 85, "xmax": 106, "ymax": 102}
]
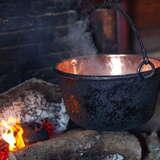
[{"xmin": 0, "ymin": 0, "xmax": 159, "ymax": 93}]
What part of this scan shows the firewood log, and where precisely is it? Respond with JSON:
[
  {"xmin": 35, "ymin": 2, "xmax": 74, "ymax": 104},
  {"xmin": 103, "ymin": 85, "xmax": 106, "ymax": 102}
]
[
  {"xmin": 12, "ymin": 130, "xmax": 142, "ymax": 160},
  {"xmin": 13, "ymin": 130, "xmax": 101, "ymax": 160}
]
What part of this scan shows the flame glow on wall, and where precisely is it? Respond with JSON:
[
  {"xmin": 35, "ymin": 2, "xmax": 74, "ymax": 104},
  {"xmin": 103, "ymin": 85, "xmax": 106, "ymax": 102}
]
[{"xmin": 0, "ymin": 117, "xmax": 25, "ymax": 152}]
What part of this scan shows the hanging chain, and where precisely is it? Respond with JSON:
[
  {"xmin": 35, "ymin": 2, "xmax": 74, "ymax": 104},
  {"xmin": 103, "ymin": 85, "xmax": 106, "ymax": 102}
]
[{"xmin": 102, "ymin": 0, "xmax": 155, "ymax": 79}]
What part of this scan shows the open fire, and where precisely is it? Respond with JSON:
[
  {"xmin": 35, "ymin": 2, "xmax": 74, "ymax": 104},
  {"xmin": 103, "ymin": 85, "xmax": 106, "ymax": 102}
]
[{"xmin": 0, "ymin": 117, "xmax": 25, "ymax": 152}]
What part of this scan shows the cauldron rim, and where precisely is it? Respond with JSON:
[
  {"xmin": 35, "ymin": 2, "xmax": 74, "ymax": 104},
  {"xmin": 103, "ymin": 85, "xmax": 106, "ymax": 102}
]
[{"xmin": 55, "ymin": 54, "xmax": 160, "ymax": 80}]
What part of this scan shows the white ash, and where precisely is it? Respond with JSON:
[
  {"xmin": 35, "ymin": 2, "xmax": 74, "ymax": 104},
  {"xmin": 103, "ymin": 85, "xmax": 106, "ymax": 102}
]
[
  {"xmin": 104, "ymin": 153, "xmax": 125, "ymax": 160},
  {"xmin": 80, "ymin": 152, "xmax": 125, "ymax": 160},
  {"xmin": 0, "ymin": 90, "xmax": 69, "ymax": 134}
]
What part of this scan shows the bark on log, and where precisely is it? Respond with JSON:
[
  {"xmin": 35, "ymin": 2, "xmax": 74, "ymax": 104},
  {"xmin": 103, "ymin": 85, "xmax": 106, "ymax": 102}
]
[
  {"xmin": 12, "ymin": 130, "xmax": 142, "ymax": 160},
  {"xmin": 14, "ymin": 130, "xmax": 102, "ymax": 160}
]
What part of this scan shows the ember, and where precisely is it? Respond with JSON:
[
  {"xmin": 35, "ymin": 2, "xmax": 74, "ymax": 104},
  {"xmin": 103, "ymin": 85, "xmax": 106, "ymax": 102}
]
[
  {"xmin": 0, "ymin": 140, "xmax": 9, "ymax": 160},
  {"xmin": 0, "ymin": 117, "xmax": 25, "ymax": 152}
]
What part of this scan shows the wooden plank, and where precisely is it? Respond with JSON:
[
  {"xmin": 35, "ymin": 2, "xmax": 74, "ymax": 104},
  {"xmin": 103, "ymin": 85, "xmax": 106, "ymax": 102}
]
[
  {"xmin": 0, "ymin": 0, "xmax": 77, "ymax": 17},
  {"xmin": 0, "ymin": 10, "xmax": 78, "ymax": 32},
  {"xmin": 0, "ymin": 22, "xmax": 77, "ymax": 48},
  {"xmin": 29, "ymin": 0, "xmax": 77, "ymax": 15}
]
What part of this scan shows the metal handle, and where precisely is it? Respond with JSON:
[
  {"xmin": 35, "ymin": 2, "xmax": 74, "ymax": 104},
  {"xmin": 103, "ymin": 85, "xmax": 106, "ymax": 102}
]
[
  {"xmin": 104, "ymin": 0, "xmax": 155, "ymax": 79},
  {"xmin": 138, "ymin": 60, "xmax": 155, "ymax": 79}
]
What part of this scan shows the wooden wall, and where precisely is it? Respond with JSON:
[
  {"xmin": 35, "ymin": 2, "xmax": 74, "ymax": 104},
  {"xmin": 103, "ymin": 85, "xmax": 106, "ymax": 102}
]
[{"xmin": 0, "ymin": 0, "xmax": 80, "ymax": 92}]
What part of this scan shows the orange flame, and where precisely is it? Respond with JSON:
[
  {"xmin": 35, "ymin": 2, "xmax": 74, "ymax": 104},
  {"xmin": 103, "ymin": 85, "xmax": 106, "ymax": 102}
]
[{"xmin": 0, "ymin": 117, "xmax": 25, "ymax": 152}]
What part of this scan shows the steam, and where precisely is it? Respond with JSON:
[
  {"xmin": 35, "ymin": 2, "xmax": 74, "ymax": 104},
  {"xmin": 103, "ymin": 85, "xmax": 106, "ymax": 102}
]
[{"xmin": 58, "ymin": 19, "xmax": 97, "ymax": 58}]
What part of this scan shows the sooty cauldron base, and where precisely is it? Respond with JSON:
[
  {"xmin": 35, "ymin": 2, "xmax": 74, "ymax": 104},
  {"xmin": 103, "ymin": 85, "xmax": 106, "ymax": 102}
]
[{"xmin": 56, "ymin": 54, "xmax": 160, "ymax": 131}]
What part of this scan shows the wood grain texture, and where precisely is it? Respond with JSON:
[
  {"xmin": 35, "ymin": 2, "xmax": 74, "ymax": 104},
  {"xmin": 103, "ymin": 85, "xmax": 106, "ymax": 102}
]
[
  {"xmin": 0, "ymin": 10, "xmax": 77, "ymax": 33},
  {"xmin": 0, "ymin": 0, "xmax": 77, "ymax": 17}
]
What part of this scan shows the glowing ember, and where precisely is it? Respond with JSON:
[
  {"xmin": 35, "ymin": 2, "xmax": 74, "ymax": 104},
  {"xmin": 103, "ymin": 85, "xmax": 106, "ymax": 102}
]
[
  {"xmin": 110, "ymin": 56, "xmax": 123, "ymax": 75},
  {"xmin": 0, "ymin": 117, "xmax": 25, "ymax": 152}
]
